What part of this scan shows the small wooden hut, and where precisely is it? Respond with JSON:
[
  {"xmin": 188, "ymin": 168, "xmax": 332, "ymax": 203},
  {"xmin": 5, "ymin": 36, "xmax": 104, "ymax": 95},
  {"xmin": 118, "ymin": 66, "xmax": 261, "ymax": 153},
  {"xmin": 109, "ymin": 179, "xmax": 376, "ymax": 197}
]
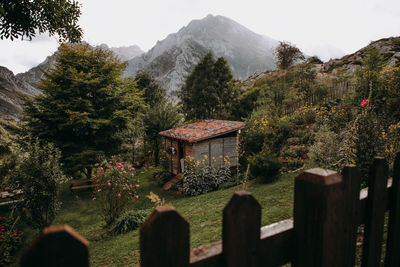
[{"xmin": 159, "ymin": 119, "xmax": 245, "ymax": 175}]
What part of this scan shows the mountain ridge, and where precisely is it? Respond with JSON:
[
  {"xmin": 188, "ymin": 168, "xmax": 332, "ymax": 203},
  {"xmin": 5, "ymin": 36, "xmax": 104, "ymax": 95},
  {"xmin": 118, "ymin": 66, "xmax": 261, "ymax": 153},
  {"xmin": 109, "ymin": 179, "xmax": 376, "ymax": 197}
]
[{"xmin": 125, "ymin": 14, "xmax": 279, "ymax": 96}]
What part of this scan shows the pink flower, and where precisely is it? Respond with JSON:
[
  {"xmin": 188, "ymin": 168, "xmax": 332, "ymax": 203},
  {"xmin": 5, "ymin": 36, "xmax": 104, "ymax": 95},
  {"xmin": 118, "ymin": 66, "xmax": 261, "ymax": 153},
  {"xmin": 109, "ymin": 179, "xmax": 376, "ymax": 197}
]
[
  {"xmin": 361, "ymin": 99, "xmax": 369, "ymax": 107},
  {"xmin": 13, "ymin": 231, "xmax": 18, "ymax": 235},
  {"xmin": 92, "ymin": 197, "xmax": 96, "ymax": 200},
  {"xmin": 129, "ymin": 184, "xmax": 133, "ymax": 189},
  {"xmin": 93, "ymin": 175, "xmax": 97, "ymax": 178},
  {"xmin": 107, "ymin": 182, "xmax": 111, "ymax": 187},
  {"xmin": 123, "ymin": 171, "xmax": 127, "ymax": 174},
  {"xmin": 97, "ymin": 189, "xmax": 101, "ymax": 192},
  {"xmin": 117, "ymin": 193, "xmax": 121, "ymax": 197},
  {"xmin": 131, "ymin": 167, "xmax": 135, "ymax": 171},
  {"xmin": 96, "ymin": 170, "xmax": 102, "ymax": 174},
  {"xmin": 108, "ymin": 166, "xmax": 113, "ymax": 169},
  {"xmin": 135, "ymin": 195, "xmax": 139, "ymax": 199}
]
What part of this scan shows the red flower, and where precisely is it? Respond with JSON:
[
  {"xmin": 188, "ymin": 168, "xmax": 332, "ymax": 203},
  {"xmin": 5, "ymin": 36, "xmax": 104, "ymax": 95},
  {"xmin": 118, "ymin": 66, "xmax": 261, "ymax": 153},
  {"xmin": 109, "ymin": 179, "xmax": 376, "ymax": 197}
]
[{"xmin": 361, "ymin": 99, "xmax": 369, "ymax": 107}]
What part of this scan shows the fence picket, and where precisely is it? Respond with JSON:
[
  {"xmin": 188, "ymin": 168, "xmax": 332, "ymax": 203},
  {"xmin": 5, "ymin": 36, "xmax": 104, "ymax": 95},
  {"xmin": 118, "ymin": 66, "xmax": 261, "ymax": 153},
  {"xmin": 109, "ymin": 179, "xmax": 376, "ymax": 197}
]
[
  {"xmin": 293, "ymin": 168, "xmax": 344, "ymax": 267},
  {"xmin": 342, "ymin": 165, "xmax": 362, "ymax": 267},
  {"xmin": 385, "ymin": 152, "xmax": 400, "ymax": 267},
  {"xmin": 361, "ymin": 157, "xmax": 389, "ymax": 267},
  {"xmin": 20, "ymin": 225, "xmax": 89, "ymax": 267},
  {"xmin": 222, "ymin": 191, "xmax": 261, "ymax": 267},
  {"xmin": 140, "ymin": 205, "xmax": 190, "ymax": 267}
]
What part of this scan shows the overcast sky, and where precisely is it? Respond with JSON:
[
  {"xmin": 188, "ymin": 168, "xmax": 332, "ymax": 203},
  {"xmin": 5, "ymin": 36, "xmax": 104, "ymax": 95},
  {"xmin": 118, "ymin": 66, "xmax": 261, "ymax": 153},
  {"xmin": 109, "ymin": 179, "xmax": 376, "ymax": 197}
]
[{"xmin": 1, "ymin": 0, "xmax": 399, "ymax": 74}]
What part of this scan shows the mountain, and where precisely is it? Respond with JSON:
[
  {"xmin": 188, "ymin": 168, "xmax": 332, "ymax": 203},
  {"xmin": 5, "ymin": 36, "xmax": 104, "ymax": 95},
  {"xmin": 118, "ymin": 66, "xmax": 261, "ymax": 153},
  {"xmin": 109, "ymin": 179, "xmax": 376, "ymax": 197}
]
[
  {"xmin": 0, "ymin": 66, "xmax": 41, "ymax": 120},
  {"xmin": 98, "ymin": 44, "xmax": 144, "ymax": 61},
  {"xmin": 322, "ymin": 36, "xmax": 400, "ymax": 74},
  {"xmin": 125, "ymin": 14, "xmax": 279, "ymax": 96}
]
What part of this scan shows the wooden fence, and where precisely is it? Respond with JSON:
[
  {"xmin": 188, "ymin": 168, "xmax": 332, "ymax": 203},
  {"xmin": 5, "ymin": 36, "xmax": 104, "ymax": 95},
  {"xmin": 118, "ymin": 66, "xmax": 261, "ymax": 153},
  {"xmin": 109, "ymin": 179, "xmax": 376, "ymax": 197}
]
[
  {"xmin": 283, "ymin": 81, "xmax": 352, "ymax": 115},
  {"xmin": 21, "ymin": 152, "xmax": 400, "ymax": 267}
]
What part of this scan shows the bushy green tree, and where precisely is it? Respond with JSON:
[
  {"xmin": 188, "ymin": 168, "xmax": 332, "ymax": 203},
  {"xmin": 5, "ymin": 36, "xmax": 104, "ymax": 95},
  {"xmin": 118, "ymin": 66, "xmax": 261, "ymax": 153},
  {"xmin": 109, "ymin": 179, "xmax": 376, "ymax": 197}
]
[
  {"xmin": 0, "ymin": 0, "xmax": 82, "ymax": 42},
  {"xmin": 143, "ymin": 101, "xmax": 181, "ymax": 165},
  {"xmin": 180, "ymin": 52, "xmax": 238, "ymax": 120},
  {"xmin": 23, "ymin": 43, "xmax": 144, "ymax": 178},
  {"xmin": 275, "ymin": 41, "xmax": 305, "ymax": 70},
  {"xmin": 134, "ymin": 70, "xmax": 166, "ymax": 105},
  {"xmin": 134, "ymin": 71, "xmax": 181, "ymax": 164},
  {"xmin": 14, "ymin": 139, "xmax": 67, "ymax": 230}
]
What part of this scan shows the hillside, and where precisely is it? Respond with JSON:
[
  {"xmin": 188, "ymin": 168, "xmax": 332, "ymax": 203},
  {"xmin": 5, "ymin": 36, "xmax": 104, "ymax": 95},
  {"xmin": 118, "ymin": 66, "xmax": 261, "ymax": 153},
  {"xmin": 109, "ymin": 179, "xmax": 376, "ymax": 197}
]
[
  {"xmin": 125, "ymin": 14, "xmax": 278, "ymax": 96},
  {"xmin": 239, "ymin": 36, "xmax": 400, "ymax": 90},
  {"xmin": 321, "ymin": 36, "xmax": 400, "ymax": 74}
]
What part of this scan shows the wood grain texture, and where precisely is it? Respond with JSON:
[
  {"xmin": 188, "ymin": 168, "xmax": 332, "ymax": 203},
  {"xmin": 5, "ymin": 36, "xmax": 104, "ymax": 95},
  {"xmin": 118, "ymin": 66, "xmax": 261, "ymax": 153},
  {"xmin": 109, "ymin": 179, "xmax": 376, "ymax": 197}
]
[
  {"xmin": 385, "ymin": 152, "xmax": 400, "ymax": 267},
  {"xmin": 361, "ymin": 157, "xmax": 388, "ymax": 267},
  {"xmin": 293, "ymin": 168, "xmax": 344, "ymax": 267},
  {"xmin": 222, "ymin": 191, "xmax": 261, "ymax": 267},
  {"xmin": 140, "ymin": 206, "xmax": 190, "ymax": 267},
  {"xmin": 20, "ymin": 225, "xmax": 89, "ymax": 267},
  {"xmin": 341, "ymin": 165, "xmax": 361, "ymax": 267}
]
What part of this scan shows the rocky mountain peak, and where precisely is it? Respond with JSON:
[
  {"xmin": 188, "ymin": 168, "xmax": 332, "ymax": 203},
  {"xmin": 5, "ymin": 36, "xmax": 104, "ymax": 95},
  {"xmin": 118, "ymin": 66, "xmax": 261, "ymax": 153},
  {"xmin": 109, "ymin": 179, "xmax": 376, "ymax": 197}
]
[{"xmin": 125, "ymin": 14, "xmax": 279, "ymax": 96}]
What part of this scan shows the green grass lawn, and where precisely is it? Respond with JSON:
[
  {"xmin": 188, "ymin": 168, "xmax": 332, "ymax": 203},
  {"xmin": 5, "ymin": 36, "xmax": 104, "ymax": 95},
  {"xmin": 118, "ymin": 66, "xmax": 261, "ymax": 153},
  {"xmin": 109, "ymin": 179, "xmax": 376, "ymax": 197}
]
[{"xmin": 31, "ymin": 168, "xmax": 296, "ymax": 266}]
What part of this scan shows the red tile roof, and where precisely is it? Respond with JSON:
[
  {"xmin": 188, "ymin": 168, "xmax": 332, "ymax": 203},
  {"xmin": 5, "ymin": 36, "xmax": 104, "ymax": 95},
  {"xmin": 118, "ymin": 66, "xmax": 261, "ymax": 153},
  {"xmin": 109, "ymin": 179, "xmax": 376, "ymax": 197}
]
[{"xmin": 159, "ymin": 119, "xmax": 245, "ymax": 143}]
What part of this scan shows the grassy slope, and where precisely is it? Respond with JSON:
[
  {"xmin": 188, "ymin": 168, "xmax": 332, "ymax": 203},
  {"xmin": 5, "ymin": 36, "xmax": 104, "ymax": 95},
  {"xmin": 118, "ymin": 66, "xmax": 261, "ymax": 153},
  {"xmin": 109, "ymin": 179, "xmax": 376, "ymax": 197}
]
[{"xmin": 50, "ymin": 168, "xmax": 296, "ymax": 266}]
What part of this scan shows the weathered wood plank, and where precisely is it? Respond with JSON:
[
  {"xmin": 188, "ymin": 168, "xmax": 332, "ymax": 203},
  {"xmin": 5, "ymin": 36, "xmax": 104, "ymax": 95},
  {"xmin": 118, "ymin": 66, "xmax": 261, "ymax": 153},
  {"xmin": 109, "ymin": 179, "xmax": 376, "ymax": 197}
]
[
  {"xmin": 21, "ymin": 225, "xmax": 89, "ymax": 267},
  {"xmin": 223, "ymin": 191, "xmax": 261, "ymax": 267},
  {"xmin": 385, "ymin": 152, "xmax": 400, "ymax": 267},
  {"xmin": 259, "ymin": 219, "xmax": 293, "ymax": 266},
  {"xmin": 341, "ymin": 165, "xmax": 361, "ymax": 267},
  {"xmin": 190, "ymin": 219, "xmax": 294, "ymax": 267},
  {"xmin": 140, "ymin": 206, "xmax": 190, "ymax": 267},
  {"xmin": 190, "ymin": 241, "xmax": 222, "ymax": 267},
  {"xmin": 293, "ymin": 168, "xmax": 344, "ymax": 267},
  {"xmin": 361, "ymin": 157, "xmax": 388, "ymax": 267}
]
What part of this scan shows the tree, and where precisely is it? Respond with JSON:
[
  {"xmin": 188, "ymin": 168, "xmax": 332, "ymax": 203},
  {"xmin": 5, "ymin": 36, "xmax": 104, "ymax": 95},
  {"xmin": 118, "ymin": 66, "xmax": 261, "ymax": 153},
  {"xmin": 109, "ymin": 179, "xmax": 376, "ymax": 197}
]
[
  {"xmin": 143, "ymin": 101, "xmax": 181, "ymax": 165},
  {"xmin": 180, "ymin": 52, "xmax": 237, "ymax": 120},
  {"xmin": 23, "ymin": 43, "xmax": 144, "ymax": 178},
  {"xmin": 134, "ymin": 70, "xmax": 166, "ymax": 105},
  {"xmin": 134, "ymin": 71, "xmax": 180, "ymax": 165},
  {"xmin": 275, "ymin": 41, "xmax": 305, "ymax": 69},
  {"xmin": 0, "ymin": 0, "xmax": 82, "ymax": 42},
  {"xmin": 14, "ymin": 139, "xmax": 67, "ymax": 230}
]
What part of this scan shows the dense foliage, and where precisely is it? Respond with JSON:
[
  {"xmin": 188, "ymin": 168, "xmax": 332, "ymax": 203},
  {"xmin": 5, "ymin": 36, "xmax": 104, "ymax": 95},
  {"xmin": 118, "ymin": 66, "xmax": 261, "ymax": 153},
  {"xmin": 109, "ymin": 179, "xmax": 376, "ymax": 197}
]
[
  {"xmin": 0, "ymin": 0, "xmax": 82, "ymax": 42},
  {"xmin": 179, "ymin": 156, "xmax": 231, "ymax": 196},
  {"xmin": 275, "ymin": 41, "xmax": 305, "ymax": 70},
  {"xmin": 14, "ymin": 139, "xmax": 67, "ymax": 230},
  {"xmin": 0, "ymin": 216, "xmax": 23, "ymax": 266},
  {"xmin": 248, "ymin": 152, "xmax": 282, "ymax": 183},
  {"xmin": 111, "ymin": 210, "xmax": 148, "ymax": 235},
  {"xmin": 23, "ymin": 43, "xmax": 144, "ymax": 178},
  {"xmin": 180, "ymin": 52, "xmax": 239, "ymax": 120}
]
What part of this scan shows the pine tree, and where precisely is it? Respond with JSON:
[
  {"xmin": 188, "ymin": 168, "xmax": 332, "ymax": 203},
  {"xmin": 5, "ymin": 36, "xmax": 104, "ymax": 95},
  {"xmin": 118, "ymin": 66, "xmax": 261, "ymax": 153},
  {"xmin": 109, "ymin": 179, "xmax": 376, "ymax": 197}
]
[
  {"xmin": 23, "ymin": 43, "xmax": 144, "ymax": 178},
  {"xmin": 180, "ymin": 52, "xmax": 236, "ymax": 120}
]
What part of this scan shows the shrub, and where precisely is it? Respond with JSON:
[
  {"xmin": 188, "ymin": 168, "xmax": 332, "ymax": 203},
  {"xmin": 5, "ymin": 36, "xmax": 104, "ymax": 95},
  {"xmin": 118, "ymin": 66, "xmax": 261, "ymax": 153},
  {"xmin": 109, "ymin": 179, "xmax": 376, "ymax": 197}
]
[
  {"xmin": 286, "ymin": 158, "xmax": 304, "ymax": 171},
  {"xmin": 248, "ymin": 152, "xmax": 281, "ymax": 183},
  {"xmin": 92, "ymin": 159, "xmax": 140, "ymax": 225},
  {"xmin": 14, "ymin": 139, "xmax": 68, "ymax": 230},
  {"xmin": 180, "ymin": 156, "xmax": 231, "ymax": 196},
  {"xmin": 0, "ymin": 216, "xmax": 23, "ymax": 266},
  {"xmin": 111, "ymin": 210, "xmax": 148, "ymax": 235}
]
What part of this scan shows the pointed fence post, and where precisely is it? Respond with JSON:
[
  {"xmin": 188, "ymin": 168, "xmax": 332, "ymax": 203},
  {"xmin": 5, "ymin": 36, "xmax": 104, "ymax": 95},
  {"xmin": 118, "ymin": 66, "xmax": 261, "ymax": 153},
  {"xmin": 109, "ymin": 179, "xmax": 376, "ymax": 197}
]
[
  {"xmin": 293, "ymin": 168, "xmax": 344, "ymax": 267},
  {"xmin": 140, "ymin": 205, "xmax": 190, "ymax": 267},
  {"xmin": 342, "ymin": 165, "xmax": 362, "ymax": 267},
  {"xmin": 385, "ymin": 152, "xmax": 400, "ymax": 267},
  {"xmin": 20, "ymin": 225, "xmax": 89, "ymax": 267},
  {"xmin": 361, "ymin": 157, "xmax": 388, "ymax": 267},
  {"xmin": 223, "ymin": 191, "xmax": 261, "ymax": 267}
]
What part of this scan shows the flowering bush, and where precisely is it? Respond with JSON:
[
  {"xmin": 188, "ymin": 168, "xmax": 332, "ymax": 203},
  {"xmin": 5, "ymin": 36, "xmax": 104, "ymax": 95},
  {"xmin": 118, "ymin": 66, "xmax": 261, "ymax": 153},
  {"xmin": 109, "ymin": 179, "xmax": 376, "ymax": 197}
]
[
  {"xmin": 0, "ymin": 216, "xmax": 23, "ymax": 266},
  {"xmin": 179, "ymin": 156, "xmax": 231, "ymax": 196},
  {"xmin": 92, "ymin": 159, "xmax": 140, "ymax": 225}
]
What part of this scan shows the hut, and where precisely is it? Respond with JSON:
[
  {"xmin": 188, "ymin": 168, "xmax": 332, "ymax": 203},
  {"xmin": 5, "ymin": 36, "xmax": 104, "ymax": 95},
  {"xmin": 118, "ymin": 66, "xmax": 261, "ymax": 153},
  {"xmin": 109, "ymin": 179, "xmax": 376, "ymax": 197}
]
[{"xmin": 159, "ymin": 119, "xmax": 245, "ymax": 175}]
